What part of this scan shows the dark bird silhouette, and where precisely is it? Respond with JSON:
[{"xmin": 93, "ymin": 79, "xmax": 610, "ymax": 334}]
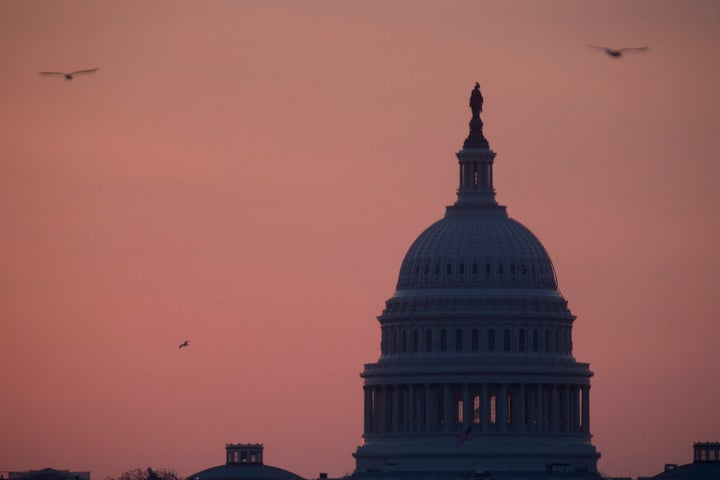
[
  {"xmin": 586, "ymin": 45, "xmax": 648, "ymax": 57},
  {"xmin": 179, "ymin": 340, "xmax": 189, "ymax": 349},
  {"xmin": 39, "ymin": 68, "xmax": 98, "ymax": 80}
]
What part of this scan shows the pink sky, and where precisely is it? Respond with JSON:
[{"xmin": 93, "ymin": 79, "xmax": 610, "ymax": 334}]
[{"xmin": 1, "ymin": 1, "xmax": 719, "ymax": 479}]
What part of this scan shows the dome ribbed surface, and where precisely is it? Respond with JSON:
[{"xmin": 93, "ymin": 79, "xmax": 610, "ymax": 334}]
[
  {"xmin": 397, "ymin": 210, "xmax": 557, "ymax": 290},
  {"xmin": 188, "ymin": 464, "xmax": 303, "ymax": 480}
]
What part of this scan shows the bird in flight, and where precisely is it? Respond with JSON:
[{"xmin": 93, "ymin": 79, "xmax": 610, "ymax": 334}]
[
  {"xmin": 39, "ymin": 68, "xmax": 98, "ymax": 80},
  {"xmin": 179, "ymin": 340, "xmax": 190, "ymax": 349},
  {"xmin": 586, "ymin": 45, "xmax": 648, "ymax": 58}
]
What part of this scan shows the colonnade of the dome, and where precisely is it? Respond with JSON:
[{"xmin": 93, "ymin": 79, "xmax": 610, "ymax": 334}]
[{"xmin": 362, "ymin": 382, "xmax": 590, "ymax": 437}]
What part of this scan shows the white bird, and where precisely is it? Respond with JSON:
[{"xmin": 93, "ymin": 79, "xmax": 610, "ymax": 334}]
[
  {"xmin": 586, "ymin": 45, "xmax": 648, "ymax": 58},
  {"xmin": 39, "ymin": 68, "xmax": 98, "ymax": 80},
  {"xmin": 179, "ymin": 340, "xmax": 190, "ymax": 349}
]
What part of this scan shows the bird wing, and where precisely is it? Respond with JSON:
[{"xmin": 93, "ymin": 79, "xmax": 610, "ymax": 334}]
[
  {"xmin": 39, "ymin": 71, "xmax": 65, "ymax": 75},
  {"xmin": 70, "ymin": 68, "xmax": 99, "ymax": 75},
  {"xmin": 585, "ymin": 44, "xmax": 608, "ymax": 50},
  {"xmin": 617, "ymin": 47, "xmax": 649, "ymax": 53}
]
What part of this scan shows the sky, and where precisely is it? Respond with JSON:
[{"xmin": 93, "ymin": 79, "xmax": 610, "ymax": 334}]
[{"xmin": 1, "ymin": 1, "xmax": 719, "ymax": 479}]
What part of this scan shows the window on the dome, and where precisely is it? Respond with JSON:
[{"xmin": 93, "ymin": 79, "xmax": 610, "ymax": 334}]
[
  {"xmin": 488, "ymin": 329, "xmax": 495, "ymax": 351},
  {"xmin": 471, "ymin": 329, "xmax": 479, "ymax": 351},
  {"xmin": 519, "ymin": 329, "xmax": 526, "ymax": 352},
  {"xmin": 544, "ymin": 329, "xmax": 550, "ymax": 352},
  {"xmin": 555, "ymin": 330, "xmax": 560, "ymax": 353},
  {"xmin": 489, "ymin": 394, "xmax": 497, "ymax": 424},
  {"xmin": 440, "ymin": 329, "xmax": 447, "ymax": 351},
  {"xmin": 425, "ymin": 329, "xmax": 432, "ymax": 352},
  {"xmin": 504, "ymin": 329, "xmax": 511, "ymax": 351},
  {"xmin": 455, "ymin": 329, "xmax": 463, "ymax": 352}
]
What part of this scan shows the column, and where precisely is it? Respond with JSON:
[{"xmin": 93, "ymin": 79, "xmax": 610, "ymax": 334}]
[
  {"xmin": 444, "ymin": 384, "xmax": 452, "ymax": 431},
  {"xmin": 572, "ymin": 386, "xmax": 580, "ymax": 433},
  {"xmin": 518, "ymin": 384, "xmax": 526, "ymax": 433},
  {"xmin": 562, "ymin": 385, "xmax": 570, "ymax": 433},
  {"xmin": 552, "ymin": 385, "xmax": 560, "ymax": 433},
  {"xmin": 499, "ymin": 384, "xmax": 507, "ymax": 433},
  {"xmin": 373, "ymin": 386, "xmax": 381, "ymax": 434},
  {"xmin": 424, "ymin": 384, "xmax": 432, "ymax": 432},
  {"xmin": 392, "ymin": 385, "xmax": 400, "ymax": 433},
  {"xmin": 538, "ymin": 384, "xmax": 547, "ymax": 433},
  {"xmin": 480, "ymin": 383, "xmax": 488, "ymax": 432},
  {"xmin": 463, "ymin": 383, "xmax": 472, "ymax": 431},
  {"xmin": 380, "ymin": 386, "xmax": 388, "ymax": 433},
  {"xmin": 581, "ymin": 385, "xmax": 590, "ymax": 434},
  {"xmin": 408, "ymin": 384, "xmax": 415, "ymax": 433},
  {"xmin": 364, "ymin": 385, "xmax": 373, "ymax": 435}
]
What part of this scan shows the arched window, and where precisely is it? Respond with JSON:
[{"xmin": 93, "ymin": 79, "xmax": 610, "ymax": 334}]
[
  {"xmin": 413, "ymin": 330, "xmax": 419, "ymax": 353},
  {"xmin": 519, "ymin": 329, "xmax": 526, "ymax": 352},
  {"xmin": 488, "ymin": 329, "xmax": 495, "ymax": 352},
  {"xmin": 544, "ymin": 329, "xmax": 550, "ymax": 352},
  {"xmin": 555, "ymin": 330, "xmax": 560, "ymax": 353},
  {"xmin": 440, "ymin": 329, "xmax": 447, "ymax": 352},
  {"xmin": 455, "ymin": 328, "xmax": 463, "ymax": 352},
  {"xmin": 532, "ymin": 329, "xmax": 539, "ymax": 352},
  {"xmin": 425, "ymin": 329, "xmax": 433, "ymax": 352},
  {"xmin": 402, "ymin": 329, "xmax": 407, "ymax": 353},
  {"xmin": 503, "ymin": 328, "xmax": 511, "ymax": 352},
  {"xmin": 471, "ymin": 329, "xmax": 479, "ymax": 351}
]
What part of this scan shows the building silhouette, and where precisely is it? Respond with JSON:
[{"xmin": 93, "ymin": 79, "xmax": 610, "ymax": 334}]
[
  {"xmin": 352, "ymin": 85, "xmax": 600, "ymax": 479},
  {"xmin": 186, "ymin": 444, "xmax": 303, "ymax": 480},
  {"xmin": 638, "ymin": 442, "xmax": 720, "ymax": 480}
]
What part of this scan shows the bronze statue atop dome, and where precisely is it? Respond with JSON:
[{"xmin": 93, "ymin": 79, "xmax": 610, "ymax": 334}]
[
  {"xmin": 463, "ymin": 82, "xmax": 489, "ymax": 149},
  {"xmin": 470, "ymin": 82, "xmax": 483, "ymax": 118}
]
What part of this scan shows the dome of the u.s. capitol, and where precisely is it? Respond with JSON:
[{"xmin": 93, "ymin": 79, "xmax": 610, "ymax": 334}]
[
  {"xmin": 396, "ymin": 209, "xmax": 557, "ymax": 291},
  {"xmin": 354, "ymin": 84, "xmax": 600, "ymax": 479}
]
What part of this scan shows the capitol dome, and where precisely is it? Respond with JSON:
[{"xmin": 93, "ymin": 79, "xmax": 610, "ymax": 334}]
[
  {"xmin": 397, "ymin": 211, "xmax": 557, "ymax": 291},
  {"xmin": 353, "ymin": 84, "xmax": 600, "ymax": 479}
]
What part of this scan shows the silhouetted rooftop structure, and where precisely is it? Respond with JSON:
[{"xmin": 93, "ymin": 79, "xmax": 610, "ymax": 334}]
[{"xmin": 187, "ymin": 444, "xmax": 303, "ymax": 480}]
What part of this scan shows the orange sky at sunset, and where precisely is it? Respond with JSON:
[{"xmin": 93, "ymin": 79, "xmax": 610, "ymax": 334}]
[{"xmin": 1, "ymin": 1, "xmax": 719, "ymax": 479}]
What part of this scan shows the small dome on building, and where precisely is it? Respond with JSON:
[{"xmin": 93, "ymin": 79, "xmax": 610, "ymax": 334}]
[{"xmin": 187, "ymin": 444, "xmax": 303, "ymax": 480}]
